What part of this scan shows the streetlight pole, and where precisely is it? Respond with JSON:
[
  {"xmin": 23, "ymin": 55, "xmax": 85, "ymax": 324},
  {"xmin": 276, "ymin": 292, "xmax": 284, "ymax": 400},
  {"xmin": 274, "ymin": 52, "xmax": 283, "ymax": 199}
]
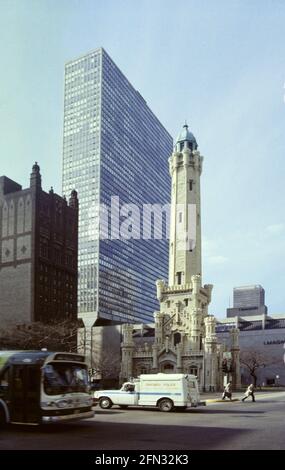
[{"xmin": 203, "ymin": 354, "xmax": 206, "ymax": 392}]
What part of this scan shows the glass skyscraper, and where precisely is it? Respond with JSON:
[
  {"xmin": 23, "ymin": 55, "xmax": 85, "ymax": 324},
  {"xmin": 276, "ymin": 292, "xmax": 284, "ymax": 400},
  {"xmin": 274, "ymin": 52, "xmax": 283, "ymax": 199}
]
[{"xmin": 62, "ymin": 48, "xmax": 172, "ymax": 325}]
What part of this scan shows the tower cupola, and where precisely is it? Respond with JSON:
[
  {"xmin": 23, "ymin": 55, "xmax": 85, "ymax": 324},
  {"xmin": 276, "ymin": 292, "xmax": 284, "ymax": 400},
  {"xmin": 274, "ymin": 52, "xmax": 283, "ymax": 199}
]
[
  {"xmin": 175, "ymin": 123, "xmax": 197, "ymax": 152},
  {"xmin": 30, "ymin": 161, "xmax": 42, "ymax": 190}
]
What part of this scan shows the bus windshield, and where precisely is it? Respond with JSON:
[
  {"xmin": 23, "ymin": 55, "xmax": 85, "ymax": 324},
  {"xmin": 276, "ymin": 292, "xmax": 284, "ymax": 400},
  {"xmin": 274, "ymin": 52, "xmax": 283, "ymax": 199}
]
[{"xmin": 43, "ymin": 362, "xmax": 89, "ymax": 395}]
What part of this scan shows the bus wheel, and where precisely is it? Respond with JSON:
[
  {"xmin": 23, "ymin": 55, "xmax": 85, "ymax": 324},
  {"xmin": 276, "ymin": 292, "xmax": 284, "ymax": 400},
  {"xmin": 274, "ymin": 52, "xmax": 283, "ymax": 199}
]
[
  {"xmin": 158, "ymin": 398, "xmax": 174, "ymax": 412},
  {"xmin": 99, "ymin": 397, "xmax": 113, "ymax": 409}
]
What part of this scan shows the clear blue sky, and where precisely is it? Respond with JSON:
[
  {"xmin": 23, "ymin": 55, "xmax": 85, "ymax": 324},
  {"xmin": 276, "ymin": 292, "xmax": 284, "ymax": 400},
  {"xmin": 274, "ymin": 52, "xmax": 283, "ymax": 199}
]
[{"xmin": 1, "ymin": 0, "xmax": 285, "ymax": 317}]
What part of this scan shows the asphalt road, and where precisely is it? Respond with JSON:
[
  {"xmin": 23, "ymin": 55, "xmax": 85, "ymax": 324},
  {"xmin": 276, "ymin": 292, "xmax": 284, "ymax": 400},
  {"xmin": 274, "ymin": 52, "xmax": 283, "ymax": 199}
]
[{"xmin": 1, "ymin": 391, "xmax": 285, "ymax": 450}]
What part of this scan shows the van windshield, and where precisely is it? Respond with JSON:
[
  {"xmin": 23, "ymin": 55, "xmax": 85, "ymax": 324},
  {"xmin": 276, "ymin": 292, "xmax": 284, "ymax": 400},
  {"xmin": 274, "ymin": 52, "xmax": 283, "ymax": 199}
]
[{"xmin": 43, "ymin": 362, "xmax": 89, "ymax": 395}]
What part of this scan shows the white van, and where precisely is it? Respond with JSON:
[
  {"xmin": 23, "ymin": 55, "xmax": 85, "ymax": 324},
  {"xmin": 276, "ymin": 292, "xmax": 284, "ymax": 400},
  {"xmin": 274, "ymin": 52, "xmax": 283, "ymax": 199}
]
[{"xmin": 94, "ymin": 373, "xmax": 205, "ymax": 412}]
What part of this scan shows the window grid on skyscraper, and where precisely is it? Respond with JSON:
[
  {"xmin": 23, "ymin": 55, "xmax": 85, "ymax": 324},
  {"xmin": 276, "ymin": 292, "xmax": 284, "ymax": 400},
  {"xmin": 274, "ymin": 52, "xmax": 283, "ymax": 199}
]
[{"xmin": 63, "ymin": 48, "xmax": 172, "ymax": 323}]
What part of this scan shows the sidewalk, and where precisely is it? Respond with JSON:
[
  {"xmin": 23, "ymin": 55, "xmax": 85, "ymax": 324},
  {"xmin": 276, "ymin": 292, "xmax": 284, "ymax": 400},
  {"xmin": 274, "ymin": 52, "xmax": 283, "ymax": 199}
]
[{"xmin": 201, "ymin": 388, "xmax": 285, "ymax": 404}]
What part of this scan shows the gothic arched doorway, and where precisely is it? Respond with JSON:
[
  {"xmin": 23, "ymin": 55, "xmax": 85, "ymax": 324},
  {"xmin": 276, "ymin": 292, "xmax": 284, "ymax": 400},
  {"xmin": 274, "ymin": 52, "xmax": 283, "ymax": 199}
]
[
  {"xmin": 189, "ymin": 366, "xmax": 198, "ymax": 377},
  {"xmin": 161, "ymin": 362, "xmax": 175, "ymax": 374}
]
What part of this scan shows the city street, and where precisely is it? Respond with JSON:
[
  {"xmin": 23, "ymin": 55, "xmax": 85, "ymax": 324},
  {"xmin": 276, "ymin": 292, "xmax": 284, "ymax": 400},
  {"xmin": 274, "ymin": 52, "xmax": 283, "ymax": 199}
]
[{"xmin": 1, "ymin": 391, "xmax": 285, "ymax": 450}]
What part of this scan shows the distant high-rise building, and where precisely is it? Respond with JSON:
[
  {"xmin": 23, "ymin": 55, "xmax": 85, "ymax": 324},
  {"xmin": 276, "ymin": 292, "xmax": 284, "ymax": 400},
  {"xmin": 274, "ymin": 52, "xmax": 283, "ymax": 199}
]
[
  {"xmin": 62, "ymin": 48, "xmax": 172, "ymax": 326},
  {"xmin": 0, "ymin": 164, "xmax": 78, "ymax": 325},
  {"xmin": 227, "ymin": 285, "xmax": 268, "ymax": 318}
]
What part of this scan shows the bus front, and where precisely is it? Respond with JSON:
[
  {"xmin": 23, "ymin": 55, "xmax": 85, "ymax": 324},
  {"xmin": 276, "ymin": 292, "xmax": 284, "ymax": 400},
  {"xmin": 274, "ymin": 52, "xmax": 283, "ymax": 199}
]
[{"xmin": 40, "ymin": 353, "xmax": 94, "ymax": 423}]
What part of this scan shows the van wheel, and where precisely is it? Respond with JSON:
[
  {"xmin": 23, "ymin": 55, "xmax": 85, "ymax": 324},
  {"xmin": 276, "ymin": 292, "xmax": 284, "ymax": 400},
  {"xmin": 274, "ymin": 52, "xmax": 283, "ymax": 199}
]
[
  {"xmin": 99, "ymin": 397, "xmax": 113, "ymax": 409},
  {"xmin": 119, "ymin": 405, "xmax": 128, "ymax": 409},
  {"xmin": 158, "ymin": 398, "xmax": 174, "ymax": 412}
]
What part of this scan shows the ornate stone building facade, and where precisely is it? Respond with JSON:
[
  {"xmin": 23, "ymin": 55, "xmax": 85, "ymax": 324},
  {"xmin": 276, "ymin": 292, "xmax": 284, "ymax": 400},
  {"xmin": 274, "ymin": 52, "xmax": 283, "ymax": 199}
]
[
  {"xmin": 120, "ymin": 125, "xmax": 241, "ymax": 390},
  {"xmin": 0, "ymin": 164, "xmax": 78, "ymax": 325}
]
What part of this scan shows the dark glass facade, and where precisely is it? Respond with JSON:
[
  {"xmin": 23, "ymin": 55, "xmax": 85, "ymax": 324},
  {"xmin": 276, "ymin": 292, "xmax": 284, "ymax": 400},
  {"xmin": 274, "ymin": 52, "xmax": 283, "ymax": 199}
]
[{"xmin": 62, "ymin": 48, "xmax": 172, "ymax": 324}]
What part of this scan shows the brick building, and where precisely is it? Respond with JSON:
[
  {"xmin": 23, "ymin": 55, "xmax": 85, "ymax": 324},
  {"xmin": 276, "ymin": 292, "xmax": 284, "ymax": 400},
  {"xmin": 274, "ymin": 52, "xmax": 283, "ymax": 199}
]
[{"xmin": 0, "ymin": 163, "xmax": 78, "ymax": 325}]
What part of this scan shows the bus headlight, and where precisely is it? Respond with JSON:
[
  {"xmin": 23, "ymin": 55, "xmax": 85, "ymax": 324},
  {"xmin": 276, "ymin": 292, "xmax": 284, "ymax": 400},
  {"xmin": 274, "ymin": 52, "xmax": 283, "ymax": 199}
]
[{"xmin": 56, "ymin": 400, "xmax": 69, "ymax": 408}]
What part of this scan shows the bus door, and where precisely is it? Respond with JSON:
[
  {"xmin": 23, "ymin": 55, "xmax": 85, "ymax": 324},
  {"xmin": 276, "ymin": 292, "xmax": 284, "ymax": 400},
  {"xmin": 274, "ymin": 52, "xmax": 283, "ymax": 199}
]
[{"xmin": 10, "ymin": 365, "xmax": 41, "ymax": 424}]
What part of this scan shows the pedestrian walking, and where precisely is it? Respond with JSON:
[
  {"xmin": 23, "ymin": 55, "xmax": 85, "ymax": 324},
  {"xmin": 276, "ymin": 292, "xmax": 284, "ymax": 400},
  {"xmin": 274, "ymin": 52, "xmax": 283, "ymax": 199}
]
[
  {"xmin": 222, "ymin": 381, "xmax": 232, "ymax": 400},
  {"xmin": 242, "ymin": 384, "xmax": 255, "ymax": 402}
]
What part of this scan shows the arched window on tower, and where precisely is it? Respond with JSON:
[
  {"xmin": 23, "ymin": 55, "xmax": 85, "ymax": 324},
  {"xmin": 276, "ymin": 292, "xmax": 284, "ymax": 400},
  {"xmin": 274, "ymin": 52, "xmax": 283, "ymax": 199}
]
[
  {"xmin": 176, "ymin": 272, "xmax": 182, "ymax": 285},
  {"xmin": 174, "ymin": 332, "xmax": 181, "ymax": 346}
]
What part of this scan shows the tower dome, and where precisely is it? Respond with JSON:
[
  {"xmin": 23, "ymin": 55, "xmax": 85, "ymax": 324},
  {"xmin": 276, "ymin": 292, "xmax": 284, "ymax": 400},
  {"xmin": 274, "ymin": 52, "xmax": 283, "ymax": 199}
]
[
  {"xmin": 32, "ymin": 161, "xmax": 40, "ymax": 173},
  {"xmin": 175, "ymin": 123, "xmax": 197, "ymax": 152}
]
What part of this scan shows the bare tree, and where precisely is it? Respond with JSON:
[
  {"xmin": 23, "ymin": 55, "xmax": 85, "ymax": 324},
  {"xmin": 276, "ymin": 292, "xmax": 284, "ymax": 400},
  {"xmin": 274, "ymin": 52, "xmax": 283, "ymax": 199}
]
[
  {"xmin": 92, "ymin": 352, "xmax": 121, "ymax": 383},
  {"xmin": 0, "ymin": 320, "xmax": 79, "ymax": 352},
  {"xmin": 77, "ymin": 326, "xmax": 122, "ymax": 387},
  {"xmin": 240, "ymin": 349, "xmax": 280, "ymax": 387}
]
